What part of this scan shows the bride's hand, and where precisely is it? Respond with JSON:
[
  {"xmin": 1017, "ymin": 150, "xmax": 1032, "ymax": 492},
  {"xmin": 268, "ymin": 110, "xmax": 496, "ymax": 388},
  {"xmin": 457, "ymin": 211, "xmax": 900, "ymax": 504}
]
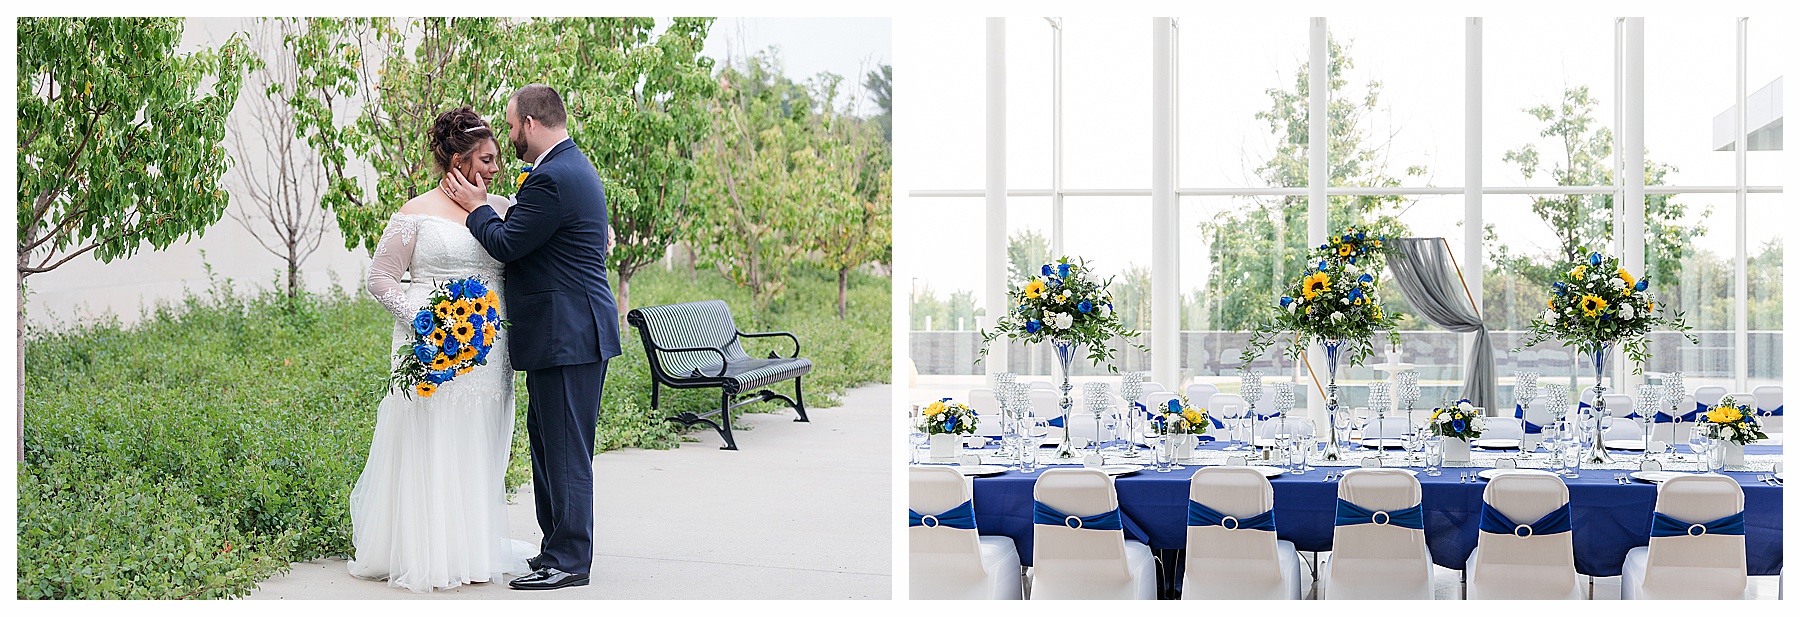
[{"xmin": 440, "ymin": 169, "xmax": 489, "ymax": 213}]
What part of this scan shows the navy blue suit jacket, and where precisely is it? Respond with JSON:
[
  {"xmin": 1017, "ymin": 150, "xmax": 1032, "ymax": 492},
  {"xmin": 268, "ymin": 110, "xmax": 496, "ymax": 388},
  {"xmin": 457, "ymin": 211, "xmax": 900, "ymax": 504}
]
[{"xmin": 466, "ymin": 139, "xmax": 622, "ymax": 371}]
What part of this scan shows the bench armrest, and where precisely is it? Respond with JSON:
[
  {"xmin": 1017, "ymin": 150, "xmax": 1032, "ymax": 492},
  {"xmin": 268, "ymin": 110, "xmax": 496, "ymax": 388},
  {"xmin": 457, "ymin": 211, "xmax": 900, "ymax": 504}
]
[
  {"xmin": 647, "ymin": 343, "xmax": 731, "ymax": 378},
  {"xmin": 737, "ymin": 330, "xmax": 800, "ymax": 358}
]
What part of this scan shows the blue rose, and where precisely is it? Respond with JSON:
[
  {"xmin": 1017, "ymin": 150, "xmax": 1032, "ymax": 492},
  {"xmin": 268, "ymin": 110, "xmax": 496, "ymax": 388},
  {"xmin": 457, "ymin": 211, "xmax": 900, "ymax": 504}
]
[
  {"xmin": 1358, "ymin": 273, "xmax": 1373, "ymax": 284},
  {"xmin": 940, "ymin": 397, "xmax": 953, "ymax": 402},
  {"xmin": 1634, "ymin": 278, "xmax": 1648, "ymax": 292},
  {"xmin": 1077, "ymin": 300, "xmax": 1094, "ymax": 313},
  {"xmin": 1348, "ymin": 288, "xmax": 1366, "ymax": 302},
  {"xmin": 1589, "ymin": 252, "xmax": 1603, "ymax": 266},
  {"xmin": 1041, "ymin": 264, "xmax": 1054, "ymax": 277},
  {"xmin": 470, "ymin": 314, "xmax": 485, "ymax": 331},
  {"xmin": 443, "ymin": 335, "xmax": 460, "ymax": 354},
  {"xmin": 413, "ymin": 344, "xmax": 438, "ymax": 363},
  {"xmin": 1280, "ymin": 296, "xmax": 1293, "ymax": 308},
  {"xmin": 1167, "ymin": 398, "xmax": 1182, "ymax": 414},
  {"xmin": 1357, "ymin": 231, "xmax": 1366, "ymax": 240},
  {"xmin": 464, "ymin": 279, "xmax": 488, "ymax": 298},
  {"xmin": 1057, "ymin": 263, "xmax": 1071, "ymax": 278},
  {"xmin": 1047, "ymin": 277, "xmax": 1061, "ymax": 288},
  {"xmin": 486, "ymin": 307, "xmax": 499, "ymax": 322},
  {"xmin": 1319, "ymin": 243, "xmax": 1329, "ymax": 250},
  {"xmin": 944, "ymin": 416, "xmax": 958, "ymax": 432},
  {"xmin": 1317, "ymin": 260, "xmax": 1328, "ymax": 271},
  {"xmin": 1025, "ymin": 320, "xmax": 1042, "ymax": 334},
  {"xmin": 1451, "ymin": 419, "xmax": 1467, "ymax": 433},
  {"xmin": 474, "ymin": 347, "xmax": 490, "ymax": 364},
  {"xmin": 1348, "ymin": 256, "xmax": 1357, "ymax": 265},
  {"xmin": 1018, "ymin": 304, "xmax": 1028, "ymax": 314},
  {"xmin": 446, "ymin": 280, "xmax": 465, "ymax": 299},
  {"xmin": 426, "ymin": 369, "xmax": 454, "ymax": 384},
  {"xmin": 1552, "ymin": 281, "xmax": 1568, "ymax": 294},
  {"xmin": 413, "ymin": 310, "xmax": 436, "ymax": 336}
]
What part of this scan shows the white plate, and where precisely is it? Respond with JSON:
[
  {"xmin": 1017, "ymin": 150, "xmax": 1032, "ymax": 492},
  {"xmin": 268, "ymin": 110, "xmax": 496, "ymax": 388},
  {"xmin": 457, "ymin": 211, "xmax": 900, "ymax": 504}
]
[
  {"xmin": 1472, "ymin": 438, "xmax": 1521, "ymax": 449},
  {"xmin": 1224, "ymin": 465, "xmax": 1284, "ymax": 478},
  {"xmin": 1477, "ymin": 468, "xmax": 1555, "ymax": 481},
  {"xmin": 953, "ymin": 464, "xmax": 1008, "ymax": 476},
  {"xmin": 1358, "ymin": 438, "xmax": 1408, "ymax": 449},
  {"xmin": 1603, "ymin": 439, "xmax": 1647, "ymax": 451},
  {"xmin": 1630, "ymin": 471, "xmax": 1685, "ymax": 484},
  {"xmin": 1098, "ymin": 464, "xmax": 1144, "ymax": 476}
]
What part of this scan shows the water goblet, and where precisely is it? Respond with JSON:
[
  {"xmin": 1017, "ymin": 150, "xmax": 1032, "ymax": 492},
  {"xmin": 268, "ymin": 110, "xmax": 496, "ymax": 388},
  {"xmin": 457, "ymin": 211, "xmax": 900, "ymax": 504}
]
[
  {"xmin": 1688, "ymin": 427, "xmax": 1712, "ymax": 472},
  {"xmin": 1423, "ymin": 435, "xmax": 1444, "ymax": 476},
  {"xmin": 908, "ymin": 416, "xmax": 928, "ymax": 465}
]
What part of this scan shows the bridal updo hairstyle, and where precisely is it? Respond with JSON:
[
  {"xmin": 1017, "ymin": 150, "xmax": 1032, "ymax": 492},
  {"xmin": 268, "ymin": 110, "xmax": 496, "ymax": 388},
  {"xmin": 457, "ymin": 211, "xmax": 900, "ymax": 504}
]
[{"xmin": 427, "ymin": 106, "xmax": 496, "ymax": 175}]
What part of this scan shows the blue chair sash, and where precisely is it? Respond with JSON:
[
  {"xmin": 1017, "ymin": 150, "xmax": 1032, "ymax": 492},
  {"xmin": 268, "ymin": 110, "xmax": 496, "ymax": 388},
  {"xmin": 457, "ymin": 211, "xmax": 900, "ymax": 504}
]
[
  {"xmin": 1758, "ymin": 405, "xmax": 1782, "ymax": 417},
  {"xmin": 1514, "ymin": 404, "xmax": 1543, "ymax": 434},
  {"xmin": 1187, "ymin": 500, "xmax": 1276, "ymax": 532},
  {"xmin": 1478, "ymin": 502, "xmax": 1572, "ymax": 538},
  {"xmin": 1333, "ymin": 498, "xmax": 1425, "ymax": 530},
  {"xmin": 1575, "ymin": 400, "xmax": 1638, "ymax": 419},
  {"xmin": 1654, "ymin": 402, "xmax": 1704, "ymax": 424},
  {"xmin": 1047, "ymin": 415, "xmax": 1064, "ymax": 428},
  {"xmin": 1034, "ymin": 500, "xmax": 1124, "ymax": 531},
  {"xmin": 909, "ymin": 500, "xmax": 977, "ymax": 530},
  {"xmin": 1650, "ymin": 510, "xmax": 1745, "ymax": 538}
]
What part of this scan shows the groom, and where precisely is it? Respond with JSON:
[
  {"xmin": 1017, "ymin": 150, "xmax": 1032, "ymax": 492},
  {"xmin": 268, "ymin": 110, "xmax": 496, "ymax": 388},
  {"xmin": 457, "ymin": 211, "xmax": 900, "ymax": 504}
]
[{"xmin": 442, "ymin": 84, "xmax": 621, "ymax": 591}]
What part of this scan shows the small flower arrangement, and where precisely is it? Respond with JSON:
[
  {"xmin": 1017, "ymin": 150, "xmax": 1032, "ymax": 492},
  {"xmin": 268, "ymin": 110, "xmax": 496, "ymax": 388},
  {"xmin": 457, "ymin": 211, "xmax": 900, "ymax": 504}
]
[
  {"xmin": 1698, "ymin": 396, "xmax": 1768, "ymax": 445},
  {"xmin": 922, "ymin": 398, "xmax": 979, "ymax": 436},
  {"xmin": 1318, "ymin": 225, "xmax": 1389, "ymax": 267},
  {"xmin": 1240, "ymin": 255, "xmax": 1404, "ymax": 369},
  {"xmin": 389, "ymin": 277, "xmax": 507, "ymax": 398},
  {"xmin": 978, "ymin": 256, "xmax": 1142, "ymax": 370},
  {"xmin": 1428, "ymin": 398, "xmax": 1486, "ymax": 440},
  {"xmin": 1150, "ymin": 395, "xmax": 1209, "ymax": 435},
  {"xmin": 1513, "ymin": 251, "xmax": 1696, "ymax": 370}
]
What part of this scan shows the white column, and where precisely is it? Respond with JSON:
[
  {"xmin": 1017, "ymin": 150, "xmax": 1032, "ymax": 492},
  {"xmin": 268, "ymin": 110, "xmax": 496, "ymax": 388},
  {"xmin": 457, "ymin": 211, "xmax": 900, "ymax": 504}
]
[
  {"xmin": 1050, "ymin": 19, "xmax": 1065, "ymax": 256},
  {"xmin": 1465, "ymin": 18, "xmax": 1485, "ymax": 387},
  {"xmin": 1734, "ymin": 18, "xmax": 1749, "ymax": 391},
  {"xmin": 1152, "ymin": 18, "xmax": 1179, "ymax": 389},
  {"xmin": 1307, "ymin": 17, "xmax": 1328, "ymax": 417},
  {"xmin": 984, "ymin": 18, "xmax": 1009, "ymax": 380},
  {"xmin": 1621, "ymin": 18, "xmax": 1646, "ymax": 390}
]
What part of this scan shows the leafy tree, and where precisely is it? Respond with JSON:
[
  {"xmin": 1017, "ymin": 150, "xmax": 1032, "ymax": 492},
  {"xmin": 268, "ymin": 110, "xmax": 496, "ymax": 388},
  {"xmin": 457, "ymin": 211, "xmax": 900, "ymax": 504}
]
[
  {"xmin": 228, "ymin": 18, "xmax": 333, "ymax": 300},
  {"xmin": 17, "ymin": 17, "xmax": 252, "ymax": 457},
  {"xmin": 285, "ymin": 18, "xmax": 515, "ymax": 252},
  {"xmin": 512, "ymin": 17, "xmax": 718, "ymax": 319},
  {"xmin": 808, "ymin": 71, "xmax": 892, "ymax": 319},
  {"xmin": 1108, "ymin": 264, "xmax": 1154, "ymax": 333},
  {"xmin": 863, "ymin": 64, "xmax": 892, "ymax": 142},
  {"xmin": 910, "ymin": 284, "xmax": 981, "ymax": 331},
  {"xmin": 1006, "ymin": 228, "xmax": 1051, "ymax": 296},
  {"xmin": 1200, "ymin": 36, "xmax": 1422, "ymax": 332}
]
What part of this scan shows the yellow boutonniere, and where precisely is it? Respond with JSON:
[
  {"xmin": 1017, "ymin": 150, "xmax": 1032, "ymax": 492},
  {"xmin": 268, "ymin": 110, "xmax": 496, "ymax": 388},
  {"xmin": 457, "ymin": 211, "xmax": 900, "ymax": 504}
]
[{"xmin": 516, "ymin": 165, "xmax": 533, "ymax": 185}]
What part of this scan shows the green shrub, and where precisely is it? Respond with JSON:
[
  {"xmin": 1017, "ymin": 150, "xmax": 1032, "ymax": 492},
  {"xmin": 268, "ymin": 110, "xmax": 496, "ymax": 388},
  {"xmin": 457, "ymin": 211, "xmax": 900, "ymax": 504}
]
[{"xmin": 20, "ymin": 263, "xmax": 889, "ymax": 599}]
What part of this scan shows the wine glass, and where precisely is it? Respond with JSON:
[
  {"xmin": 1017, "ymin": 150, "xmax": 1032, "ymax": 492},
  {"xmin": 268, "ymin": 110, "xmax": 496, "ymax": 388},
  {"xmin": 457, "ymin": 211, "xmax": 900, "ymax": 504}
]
[
  {"xmin": 1332, "ymin": 404, "xmax": 1354, "ymax": 454},
  {"xmin": 1688, "ymin": 426, "xmax": 1712, "ymax": 473},
  {"xmin": 908, "ymin": 413, "xmax": 928, "ymax": 465},
  {"xmin": 1423, "ymin": 435, "xmax": 1444, "ymax": 476}
]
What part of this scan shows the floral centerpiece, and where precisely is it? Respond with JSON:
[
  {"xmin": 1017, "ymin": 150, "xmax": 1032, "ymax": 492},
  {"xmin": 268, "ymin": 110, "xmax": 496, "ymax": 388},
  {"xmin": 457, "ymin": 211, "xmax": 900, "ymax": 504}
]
[
  {"xmin": 922, "ymin": 398, "xmax": 979, "ymax": 436},
  {"xmin": 1151, "ymin": 395, "xmax": 1209, "ymax": 436},
  {"xmin": 389, "ymin": 277, "xmax": 506, "ymax": 398},
  {"xmin": 1428, "ymin": 399, "xmax": 1486, "ymax": 440},
  {"xmin": 1697, "ymin": 396, "xmax": 1765, "ymax": 467},
  {"xmin": 979, "ymin": 256, "xmax": 1141, "ymax": 459},
  {"xmin": 1317, "ymin": 225, "xmax": 1391, "ymax": 268},
  {"xmin": 1514, "ymin": 251, "xmax": 1695, "ymax": 463}
]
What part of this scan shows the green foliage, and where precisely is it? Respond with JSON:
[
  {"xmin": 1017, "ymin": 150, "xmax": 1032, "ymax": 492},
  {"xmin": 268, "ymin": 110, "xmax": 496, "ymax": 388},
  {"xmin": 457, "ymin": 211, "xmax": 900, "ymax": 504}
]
[
  {"xmin": 20, "ymin": 263, "xmax": 888, "ymax": 599},
  {"xmin": 1200, "ymin": 36, "xmax": 1420, "ymax": 333},
  {"xmin": 909, "ymin": 283, "xmax": 981, "ymax": 331},
  {"xmin": 1239, "ymin": 240, "xmax": 1405, "ymax": 370},
  {"xmin": 979, "ymin": 256, "xmax": 1143, "ymax": 371},
  {"xmin": 1512, "ymin": 251, "xmax": 1697, "ymax": 372},
  {"xmin": 17, "ymin": 17, "xmax": 253, "ymax": 279}
]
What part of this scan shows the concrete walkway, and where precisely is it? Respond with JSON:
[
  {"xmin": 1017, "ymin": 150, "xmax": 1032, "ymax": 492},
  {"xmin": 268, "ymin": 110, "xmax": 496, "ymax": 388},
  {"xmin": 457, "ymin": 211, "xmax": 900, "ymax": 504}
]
[{"xmin": 250, "ymin": 383, "xmax": 894, "ymax": 600}]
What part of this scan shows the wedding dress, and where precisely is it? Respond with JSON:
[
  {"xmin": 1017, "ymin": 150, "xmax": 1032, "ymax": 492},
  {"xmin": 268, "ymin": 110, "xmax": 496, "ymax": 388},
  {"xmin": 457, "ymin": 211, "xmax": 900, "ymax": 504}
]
[{"xmin": 348, "ymin": 208, "xmax": 532, "ymax": 592}]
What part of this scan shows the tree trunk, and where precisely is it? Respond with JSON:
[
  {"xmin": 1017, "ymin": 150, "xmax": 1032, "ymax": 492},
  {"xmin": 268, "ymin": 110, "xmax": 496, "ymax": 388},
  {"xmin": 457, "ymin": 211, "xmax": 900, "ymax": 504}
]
[
  {"xmin": 838, "ymin": 266, "xmax": 849, "ymax": 319},
  {"xmin": 17, "ymin": 284, "xmax": 25, "ymax": 463},
  {"xmin": 616, "ymin": 272, "xmax": 632, "ymax": 326},
  {"xmin": 287, "ymin": 241, "xmax": 300, "ymax": 300}
]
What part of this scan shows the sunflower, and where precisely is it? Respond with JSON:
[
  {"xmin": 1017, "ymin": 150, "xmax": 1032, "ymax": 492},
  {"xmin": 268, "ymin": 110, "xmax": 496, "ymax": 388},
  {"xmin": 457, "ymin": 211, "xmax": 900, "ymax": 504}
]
[
  {"xmin": 1707, "ymin": 406, "xmax": 1743, "ymax": 424},
  {"xmin": 1580, "ymin": 295, "xmax": 1608, "ymax": 318},
  {"xmin": 1372, "ymin": 306, "xmax": 1383, "ymax": 319},
  {"xmin": 925, "ymin": 401, "xmax": 946, "ymax": 417},
  {"xmin": 456, "ymin": 365, "xmax": 474, "ymax": 377},
  {"xmin": 469, "ymin": 296, "xmax": 489, "ymax": 316},
  {"xmin": 1617, "ymin": 268, "xmax": 1635, "ymax": 287},
  {"xmin": 1570, "ymin": 265, "xmax": 1588, "ymax": 280},
  {"xmin": 1547, "ymin": 297, "xmax": 1555, "ymax": 308},
  {"xmin": 432, "ymin": 300, "xmax": 456, "ymax": 321},
  {"xmin": 484, "ymin": 290, "xmax": 499, "ymax": 306},
  {"xmin": 1337, "ymin": 244, "xmax": 1353, "ymax": 257},
  {"xmin": 483, "ymin": 323, "xmax": 499, "ymax": 342},
  {"xmin": 457, "ymin": 345, "xmax": 478, "ymax": 362},
  {"xmin": 430, "ymin": 353, "xmax": 454, "ymax": 371},
  {"xmin": 429, "ymin": 328, "xmax": 448, "ymax": 345},
  {"xmin": 1024, "ymin": 279, "xmax": 1047, "ymax": 300},
  {"xmin": 1302, "ymin": 272, "xmax": 1331, "ymax": 300},
  {"xmin": 415, "ymin": 382, "xmax": 437, "ymax": 397},
  {"xmin": 452, "ymin": 299, "xmax": 474, "ymax": 320},
  {"xmin": 452, "ymin": 321, "xmax": 476, "ymax": 343}
]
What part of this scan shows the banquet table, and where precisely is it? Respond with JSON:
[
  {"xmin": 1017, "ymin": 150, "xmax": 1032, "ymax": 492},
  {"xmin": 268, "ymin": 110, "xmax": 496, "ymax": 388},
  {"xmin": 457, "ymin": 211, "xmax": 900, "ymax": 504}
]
[{"xmin": 947, "ymin": 440, "xmax": 1783, "ymax": 578}]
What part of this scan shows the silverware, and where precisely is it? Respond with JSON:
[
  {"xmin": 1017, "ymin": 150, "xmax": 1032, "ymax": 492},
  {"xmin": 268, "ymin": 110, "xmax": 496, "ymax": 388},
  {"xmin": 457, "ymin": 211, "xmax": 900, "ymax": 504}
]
[{"xmin": 1616, "ymin": 473, "xmax": 1628, "ymax": 485}]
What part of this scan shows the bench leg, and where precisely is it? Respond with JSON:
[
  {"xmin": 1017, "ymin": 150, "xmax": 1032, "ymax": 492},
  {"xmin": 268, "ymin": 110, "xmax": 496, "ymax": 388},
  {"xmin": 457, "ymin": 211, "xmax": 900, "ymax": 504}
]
[
  {"xmin": 716, "ymin": 390, "xmax": 738, "ymax": 451},
  {"xmin": 792, "ymin": 376, "xmax": 809, "ymax": 422},
  {"xmin": 651, "ymin": 380, "xmax": 660, "ymax": 410}
]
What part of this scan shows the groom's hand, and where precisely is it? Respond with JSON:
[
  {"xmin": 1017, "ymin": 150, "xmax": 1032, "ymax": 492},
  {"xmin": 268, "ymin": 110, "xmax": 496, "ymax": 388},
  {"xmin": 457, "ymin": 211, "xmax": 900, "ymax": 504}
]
[{"xmin": 440, "ymin": 169, "xmax": 488, "ymax": 213}]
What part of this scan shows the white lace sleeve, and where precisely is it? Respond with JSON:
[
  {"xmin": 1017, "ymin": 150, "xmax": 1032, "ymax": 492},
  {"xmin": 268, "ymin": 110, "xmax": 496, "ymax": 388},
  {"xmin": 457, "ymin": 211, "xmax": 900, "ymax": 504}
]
[{"xmin": 367, "ymin": 214, "xmax": 420, "ymax": 321}]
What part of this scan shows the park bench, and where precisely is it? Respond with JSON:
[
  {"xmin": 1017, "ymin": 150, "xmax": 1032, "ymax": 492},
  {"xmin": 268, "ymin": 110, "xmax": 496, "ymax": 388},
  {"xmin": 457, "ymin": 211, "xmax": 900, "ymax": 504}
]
[{"xmin": 626, "ymin": 300, "xmax": 812, "ymax": 450}]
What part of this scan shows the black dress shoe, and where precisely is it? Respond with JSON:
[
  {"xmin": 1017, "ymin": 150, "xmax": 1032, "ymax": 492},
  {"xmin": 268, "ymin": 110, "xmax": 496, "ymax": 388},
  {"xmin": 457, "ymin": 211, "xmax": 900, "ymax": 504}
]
[
  {"xmin": 526, "ymin": 554, "xmax": 544, "ymax": 571},
  {"xmin": 509, "ymin": 568, "xmax": 589, "ymax": 590}
]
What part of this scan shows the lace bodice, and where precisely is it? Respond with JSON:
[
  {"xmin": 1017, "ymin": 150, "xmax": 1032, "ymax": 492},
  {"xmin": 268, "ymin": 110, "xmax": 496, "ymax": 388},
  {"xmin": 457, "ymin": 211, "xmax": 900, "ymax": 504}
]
[{"xmin": 366, "ymin": 212, "xmax": 513, "ymax": 403}]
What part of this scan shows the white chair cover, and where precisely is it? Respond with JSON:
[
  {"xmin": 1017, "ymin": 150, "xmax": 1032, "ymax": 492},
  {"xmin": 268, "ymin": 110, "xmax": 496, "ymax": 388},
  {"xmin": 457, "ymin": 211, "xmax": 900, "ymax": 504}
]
[
  {"xmin": 1254, "ymin": 417, "xmax": 1317, "ymax": 440},
  {"xmin": 968, "ymin": 388, "xmax": 1005, "ymax": 438},
  {"xmin": 1030, "ymin": 380, "xmax": 1055, "ymax": 392},
  {"xmin": 1651, "ymin": 394, "xmax": 1697, "ymax": 443},
  {"xmin": 1603, "ymin": 393, "xmax": 1635, "ymax": 418},
  {"xmin": 1184, "ymin": 383, "xmax": 1221, "ymax": 410},
  {"xmin": 1464, "ymin": 470, "xmax": 1582, "ymax": 599},
  {"xmin": 1621, "ymin": 474, "xmax": 1748, "ymax": 600},
  {"xmin": 1604, "ymin": 418, "xmax": 1646, "ymax": 441},
  {"xmin": 1029, "ymin": 389, "xmax": 1061, "ymax": 422},
  {"xmin": 1483, "ymin": 417, "xmax": 1525, "ymax": 441},
  {"xmin": 1319, "ymin": 468, "xmax": 1435, "ymax": 599},
  {"xmin": 1362, "ymin": 416, "xmax": 1410, "ymax": 440},
  {"xmin": 1693, "ymin": 386, "xmax": 1728, "ymax": 409},
  {"xmin": 1029, "ymin": 469, "xmax": 1157, "ymax": 600},
  {"xmin": 909, "ymin": 466, "xmax": 1023, "ymax": 599},
  {"xmin": 1751, "ymin": 385, "xmax": 1782, "ymax": 433},
  {"xmin": 1142, "ymin": 382, "xmax": 1168, "ymax": 399},
  {"xmin": 1180, "ymin": 468, "xmax": 1302, "ymax": 600}
]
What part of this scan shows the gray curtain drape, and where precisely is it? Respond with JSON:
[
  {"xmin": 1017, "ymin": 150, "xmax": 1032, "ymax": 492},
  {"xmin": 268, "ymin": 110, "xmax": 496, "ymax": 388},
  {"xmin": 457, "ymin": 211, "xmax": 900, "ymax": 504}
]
[{"xmin": 1387, "ymin": 237, "xmax": 1496, "ymax": 409}]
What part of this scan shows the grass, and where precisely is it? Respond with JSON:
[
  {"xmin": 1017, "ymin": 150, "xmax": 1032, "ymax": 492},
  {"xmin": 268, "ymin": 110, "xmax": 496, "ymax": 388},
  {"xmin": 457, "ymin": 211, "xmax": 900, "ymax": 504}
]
[{"xmin": 18, "ymin": 262, "xmax": 889, "ymax": 599}]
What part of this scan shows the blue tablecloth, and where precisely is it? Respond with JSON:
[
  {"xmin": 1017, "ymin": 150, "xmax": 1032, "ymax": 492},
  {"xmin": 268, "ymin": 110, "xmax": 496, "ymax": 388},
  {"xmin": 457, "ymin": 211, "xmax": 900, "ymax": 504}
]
[{"xmin": 964, "ymin": 443, "xmax": 1783, "ymax": 577}]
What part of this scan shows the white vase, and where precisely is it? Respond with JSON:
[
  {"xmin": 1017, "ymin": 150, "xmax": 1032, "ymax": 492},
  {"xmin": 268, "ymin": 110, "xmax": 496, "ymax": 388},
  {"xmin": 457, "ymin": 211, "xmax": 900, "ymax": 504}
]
[
  {"xmin": 1722, "ymin": 440, "xmax": 1745, "ymax": 466},
  {"xmin": 1445, "ymin": 437, "xmax": 1471, "ymax": 463},
  {"xmin": 929, "ymin": 433, "xmax": 960, "ymax": 461},
  {"xmin": 1162, "ymin": 433, "xmax": 1195, "ymax": 462}
]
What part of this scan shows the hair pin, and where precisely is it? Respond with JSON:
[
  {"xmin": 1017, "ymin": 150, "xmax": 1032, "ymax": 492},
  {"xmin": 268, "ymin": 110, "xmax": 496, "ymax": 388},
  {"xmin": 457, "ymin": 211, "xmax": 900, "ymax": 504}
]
[{"xmin": 462, "ymin": 125, "xmax": 490, "ymax": 133}]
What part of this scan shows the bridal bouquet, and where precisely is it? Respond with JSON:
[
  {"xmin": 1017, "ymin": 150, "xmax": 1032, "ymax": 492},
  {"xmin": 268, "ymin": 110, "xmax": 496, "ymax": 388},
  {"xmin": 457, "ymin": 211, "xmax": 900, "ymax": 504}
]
[
  {"xmin": 978, "ymin": 256, "xmax": 1141, "ymax": 370},
  {"xmin": 1698, "ymin": 396, "xmax": 1767, "ymax": 445},
  {"xmin": 922, "ymin": 398, "xmax": 979, "ymax": 436},
  {"xmin": 389, "ymin": 277, "xmax": 508, "ymax": 398},
  {"xmin": 1427, "ymin": 399, "xmax": 1486, "ymax": 440},
  {"xmin": 1240, "ymin": 255, "xmax": 1403, "ymax": 369},
  {"xmin": 1151, "ymin": 395, "xmax": 1209, "ymax": 436},
  {"xmin": 1512, "ymin": 252, "xmax": 1695, "ymax": 369}
]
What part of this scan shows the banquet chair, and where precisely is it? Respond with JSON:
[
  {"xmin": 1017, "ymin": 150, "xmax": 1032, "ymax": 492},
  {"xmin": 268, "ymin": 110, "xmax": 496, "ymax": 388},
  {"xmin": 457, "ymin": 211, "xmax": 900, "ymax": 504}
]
[
  {"xmin": 909, "ymin": 466, "xmax": 1024, "ymax": 600},
  {"xmin": 1318, "ymin": 468, "xmax": 1435, "ymax": 599},
  {"xmin": 1181, "ymin": 468, "xmax": 1303, "ymax": 600},
  {"xmin": 1030, "ymin": 380, "xmax": 1055, "ymax": 392},
  {"xmin": 968, "ymin": 388, "xmax": 1006, "ymax": 438},
  {"xmin": 1029, "ymin": 469, "xmax": 1157, "ymax": 600},
  {"xmin": 1604, "ymin": 418, "xmax": 1646, "ymax": 441},
  {"xmin": 1519, "ymin": 396, "xmax": 1558, "ymax": 451},
  {"xmin": 1602, "ymin": 393, "xmax": 1636, "ymax": 418},
  {"xmin": 1184, "ymin": 383, "xmax": 1220, "ymax": 410},
  {"xmin": 1750, "ymin": 385, "xmax": 1782, "ymax": 433},
  {"xmin": 1066, "ymin": 403, "xmax": 1118, "ymax": 446},
  {"xmin": 1482, "ymin": 417, "xmax": 1525, "ymax": 441},
  {"xmin": 1029, "ymin": 389, "xmax": 1061, "ymax": 422},
  {"xmin": 1651, "ymin": 393, "xmax": 1697, "ymax": 443},
  {"xmin": 1464, "ymin": 470, "xmax": 1582, "ymax": 599},
  {"xmin": 1254, "ymin": 417, "xmax": 1316, "ymax": 440},
  {"xmin": 1362, "ymin": 416, "xmax": 1409, "ymax": 441},
  {"xmin": 1724, "ymin": 392, "xmax": 1759, "ymax": 423},
  {"xmin": 1693, "ymin": 386, "xmax": 1728, "ymax": 413},
  {"xmin": 1142, "ymin": 382, "xmax": 1168, "ymax": 399},
  {"xmin": 1620, "ymin": 474, "xmax": 1749, "ymax": 600}
]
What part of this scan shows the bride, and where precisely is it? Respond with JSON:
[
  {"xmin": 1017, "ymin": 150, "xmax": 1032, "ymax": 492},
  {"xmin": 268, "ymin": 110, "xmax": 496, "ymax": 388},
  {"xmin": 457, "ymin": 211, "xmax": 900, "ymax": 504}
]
[{"xmin": 348, "ymin": 106, "xmax": 532, "ymax": 592}]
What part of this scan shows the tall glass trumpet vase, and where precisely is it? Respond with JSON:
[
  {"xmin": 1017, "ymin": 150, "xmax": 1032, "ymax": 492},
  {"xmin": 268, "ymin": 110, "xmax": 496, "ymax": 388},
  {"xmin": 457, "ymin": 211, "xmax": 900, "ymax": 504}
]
[
  {"xmin": 1083, "ymin": 382, "xmax": 1113, "ymax": 458},
  {"xmin": 1320, "ymin": 339, "xmax": 1348, "ymax": 461},
  {"xmin": 1515, "ymin": 372, "xmax": 1539, "ymax": 459},
  {"xmin": 1119, "ymin": 372, "xmax": 1147, "ymax": 459},
  {"xmin": 1635, "ymin": 384, "xmax": 1662, "ymax": 459},
  {"xmin": 1051, "ymin": 338, "xmax": 1081, "ymax": 460},
  {"xmin": 1241, "ymin": 371, "xmax": 1264, "ymax": 449},
  {"xmin": 1582, "ymin": 343, "xmax": 1617, "ymax": 464}
]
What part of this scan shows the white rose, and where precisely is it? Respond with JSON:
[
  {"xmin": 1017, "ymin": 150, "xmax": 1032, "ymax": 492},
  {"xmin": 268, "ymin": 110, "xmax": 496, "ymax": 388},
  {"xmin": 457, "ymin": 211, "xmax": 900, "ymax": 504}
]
[
  {"xmin": 1544, "ymin": 309, "xmax": 1558, "ymax": 324},
  {"xmin": 1287, "ymin": 302, "xmax": 1299, "ymax": 313},
  {"xmin": 1098, "ymin": 305, "xmax": 1112, "ymax": 319},
  {"xmin": 1330, "ymin": 311, "xmax": 1345, "ymax": 321},
  {"xmin": 1053, "ymin": 312, "xmax": 1073, "ymax": 330},
  {"xmin": 1345, "ymin": 263, "xmax": 1360, "ymax": 274},
  {"xmin": 1610, "ymin": 277, "xmax": 1626, "ymax": 290},
  {"xmin": 1618, "ymin": 304, "xmax": 1635, "ymax": 320},
  {"xmin": 1340, "ymin": 298, "xmax": 1350, "ymax": 305}
]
